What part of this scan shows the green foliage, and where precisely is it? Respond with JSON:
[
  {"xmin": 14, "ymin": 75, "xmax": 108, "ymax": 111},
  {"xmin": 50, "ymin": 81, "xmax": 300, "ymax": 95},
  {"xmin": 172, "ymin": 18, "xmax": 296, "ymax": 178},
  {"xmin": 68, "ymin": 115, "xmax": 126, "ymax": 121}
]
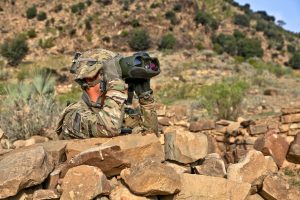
[
  {"xmin": 256, "ymin": 11, "xmax": 275, "ymax": 22},
  {"xmin": 159, "ymin": 33, "xmax": 176, "ymax": 50},
  {"xmin": 71, "ymin": 2, "xmax": 85, "ymax": 14},
  {"xmin": 0, "ymin": 35, "xmax": 29, "ymax": 66},
  {"xmin": 212, "ymin": 34, "xmax": 237, "ymax": 55},
  {"xmin": 26, "ymin": 6, "xmax": 37, "ymax": 19},
  {"xmin": 57, "ymin": 86, "xmax": 82, "ymax": 105},
  {"xmin": 194, "ymin": 11, "xmax": 219, "ymax": 31},
  {"xmin": 256, "ymin": 20, "xmax": 267, "ymax": 32},
  {"xmin": 233, "ymin": 14, "xmax": 250, "ymax": 27},
  {"xmin": 173, "ymin": 3, "xmax": 182, "ymax": 12},
  {"xmin": 150, "ymin": 3, "xmax": 160, "ymax": 9},
  {"xmin": 195, "ymin": 41, "xmax": 204, "ymax": 51},
  {"xmin": 199, "ymin": 79, "xmax": 249, "ymax": 120},
  {"xmin": 237, "ymin": 38, "xmax": 264, "ymax": 59},
  {"xmin": 165, "ymin": 11, "xmax": 177, "ymax": 25},
  {"xmin": 27, "ymin": 28, "xmax": 37, "ymax": 38},
  {"xmin": 284, "ymin": 168, "xmax": 296, "ymax": 177},
  {"xmin": 131, "ymin": 19, "xmax": 140, "ymax": 27},
  {"xmin": 233, "ymin": 29, "xmax": 245, "ymax": 40},
  {"xmin": 128, "ymin": 28, "xmax": 150, "ymax": 51},
  {"xmin": 37, "ymin": 11, "xmax": 47, "ymax": 21},
  {"xmin": 39, "ymin": 37, "xmax": 55, "ymax": 49},
  {"xmin": 287, "ymin": 45, "xmax": 296, "ymax": 53},
  {"xmin": 289, "ymin": 53, "xmax": 300, "ymax": 69}
]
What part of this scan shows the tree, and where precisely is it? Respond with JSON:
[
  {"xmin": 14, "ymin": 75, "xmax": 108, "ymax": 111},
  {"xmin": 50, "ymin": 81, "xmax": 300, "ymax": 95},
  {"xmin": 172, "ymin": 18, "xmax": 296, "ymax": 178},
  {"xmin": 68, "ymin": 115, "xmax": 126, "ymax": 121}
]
[{"xmin": 277, "ymin": 20, "xmax": 286, "ymax": 27}]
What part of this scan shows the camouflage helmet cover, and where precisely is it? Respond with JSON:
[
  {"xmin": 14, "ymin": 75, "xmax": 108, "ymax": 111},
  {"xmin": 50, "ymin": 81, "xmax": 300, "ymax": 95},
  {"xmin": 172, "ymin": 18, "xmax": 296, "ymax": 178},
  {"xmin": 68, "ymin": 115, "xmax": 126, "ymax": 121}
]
[{"xmin": 71, "ymin": 49, "xmax": 118, "ymax": 80}]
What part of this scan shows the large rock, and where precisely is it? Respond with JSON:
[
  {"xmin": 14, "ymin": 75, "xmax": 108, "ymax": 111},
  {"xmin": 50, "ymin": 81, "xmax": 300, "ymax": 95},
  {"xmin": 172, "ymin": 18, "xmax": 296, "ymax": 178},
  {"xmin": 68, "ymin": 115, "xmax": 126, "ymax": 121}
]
[
  {"xmin": 0, "ymin": 146, "xmax": 54, "ymax": 199},
  {"xmin": 249, "ymin": 124, "xmax": 268, "ymax": 135},
  {"xmin": 245, "ymin": 194, "xmax": 264, "ymax": 200},
  {"xmin": 121, "ymin": 161, "xmax": 181, "ymax": 196},
  {"xmin": 227, "ymin": 150, "xmax": 278, "ymax": 194},
  {"xmin": 254, "ymin": 131, "xmax": 289, "ymax": 167},
  {"xmin": 110, "ymin": 183, "xmax": 158, "ymax": 200},
  {"xmin": 189, "ymin": 120, "xmax": 215, "ymax": 132},
  {"xmin": 259, "ymin": 174, "xmax": 298, "ymax": 200},
  {"xmin": 282, "ymin": 107, "xmax": 300, "ymax": 115},
  {"xmin": 33, "ymin": 189, "xmax": 60, "ymax": 200},
  {"xmin": 194, "ymin": 153, "xmax": 226, "ymax": 177},
  {"xmin": 172, "ymin": 174, "xmax": 251, "ymax": 200},
  {"xmin": 281, "ymin": 113, "xmax": 300, "ymax": 123},
  {"xmin": 164, "ymin": 131, "xmax": 208, "ymax": 164},
  {"xmin": 61, "ymin": 165, "xmax": 111, "ymax": 200},
  {"xmin": 287, "ymin": 132, "xmax": 300, "ymax": 164},
  {"xmin": 65, "ymin": 134, "xmax": 164, "ymax": 164},
  {"xmin": 37, "ymin": 140, "xmax": 67, "ymax": 165}
]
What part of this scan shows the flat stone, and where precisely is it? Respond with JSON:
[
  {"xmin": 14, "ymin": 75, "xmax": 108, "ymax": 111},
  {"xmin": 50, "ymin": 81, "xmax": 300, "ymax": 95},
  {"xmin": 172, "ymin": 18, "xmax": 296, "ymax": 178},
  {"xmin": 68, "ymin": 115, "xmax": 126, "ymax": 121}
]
[
  {"xmin": 121, "ymin": 161, "xmax": 181, "ymax": 196},
  {"xmin": 164, "ymin": 131, "xmax": 208, "ymax": 164},
  {"xmin": 61, "ymin": 165, "xmax": 111, "ymax": 200},
  {"xmin": 33, "ymin": 189, "xmax": 60, "ymax": 200},
  {"xmin": 227, "ymin": 150, "xmax": 278, "ymax": 194},
  {"xmin": 158, "ymin": 117, "xmax": 171, "ymax": 126},
  {"xmin": 254, "ymin": 131, "xmax": 289, "ymax": 167},
  {"xmin": 259, "ymin": 174, "xmax": 291, "ymax": 200},
  {"xmin": 249, "ymin": 124, "xmax": 268, "ymax": 135},
  {"xmin": 245, "ymin": 194, "xmax": 264, "ymax": 200},
  {"xmin": 173, "ymin": 174, "xmax": 251, "ymax": 200},
  {"xmin": 281, "ymin": 107, "xmax": 300, "ymax": 115},
  {"xmin": 110, "ymin": 183, "xmax": 158, "ymax": 200},
  {"xmin": 223, "ymin": 149, "xmax": 249, "ymax": 164},
  {"xmin": 287, "ymin": 132, "xmax": 300, "ymax": 164},
  {"xmin": 0, "ymin": 146, "xmax": 54, "ymax": 199},
  {"xmin": 37, "ymin": 140, "xmax": 67, "ymax": 165},
  {"xmin": 165, "ymin": 162, "xmax": 191, "ymax": 174},
  {"xmin": 281, "ymin": 113, "xmax": 300, "ymax": 124},
  {"xmin": 189, "ymin": 120, "xmax": 215, "ymax": 132},
  {"xmin": 194, "ymin": 153, "xmax": 226, "ymax": 177}
]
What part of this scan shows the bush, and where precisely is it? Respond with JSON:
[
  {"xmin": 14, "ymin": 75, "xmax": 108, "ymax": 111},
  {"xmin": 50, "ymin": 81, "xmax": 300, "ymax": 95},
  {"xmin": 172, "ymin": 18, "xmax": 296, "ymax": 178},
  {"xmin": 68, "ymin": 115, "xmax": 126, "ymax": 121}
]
[
  {"xmin": 37, "ymin": 11, "xmax": 47, "ymax": 21},
  {"xmin": 54, "ymin": 4, "xmax": 63, "ymax": 13},
  {"xmin": 39, "ymin": 37, "xmax": 55, "ymax": 49},
  {"xmin": 165, "ymin": 11, "xmax": 177, "ymax": 25},
  {"xmin": 131, "ymin": 19, "xmax": 140, "ymax": 27},
  {"xmin": 200, "ymin": 79, "xmax": 249, "ymax": 120},
  {"xmin": 212, "ymin": 34, "xmax": 237, "ymax": 55},
  {"xmin": 150, "ymin": 3, "xmax": 160, "ymax": 9},
  {"xmin": 26, "ymin": 6, "xmax": 37, "ymax": 19},
  {"xmin": 237, "ymin": 38, "xmax": 263, "ymax": 58},
  {"xmin": 194, "ymin": 11, "xmax": 218, "ymax": 31},
  {"xmin": 287, "ymin": 45, "xmax": 296, "ymax": 53},
  {"xmin": 233, "ymin": 29, "xmax": 245, "ymax": 40},
  {"xmin": 0, "ymin": 35, "xmax": 29, "ymax": 66},
  {"xmin": 71, "ymin": 2, "xmax": 85, "ymax": 14},
  {"xmin": 27, "ymin": 28, "xmax": 37, "ymax": 38},
  {"xmin": 256, "ymin": 20, "xmax": 267, "ymax": 32},
  {"xmin": 248, "ymin": 58, "xmax": 291, "ymax": 77},
  {"xmin": 173, "ymin": 3, "xmax": 182, "ymax": 12},
  {"xmin": 159, "ymin": 33, "xmax": 176, "ymax": 50},
  {"xmin": 289, "ymin": 53, "xmax": 300, "ymax": 69},
  {"xmin": 256, "ymin": 11, "xmax": 275, "ymax": 22},
  {"xmin": 233, "ymin": 14, "xmax": 250, "ymax": 27},
  {"xmin": 128, "ymin": 28, "xmax": 150, "ymax": 51}
]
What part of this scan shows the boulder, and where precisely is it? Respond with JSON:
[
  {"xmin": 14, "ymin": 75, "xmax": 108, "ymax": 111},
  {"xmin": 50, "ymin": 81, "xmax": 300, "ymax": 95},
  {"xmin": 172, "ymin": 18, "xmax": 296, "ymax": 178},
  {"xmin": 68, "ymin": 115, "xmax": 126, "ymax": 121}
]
[
  {"xmin": 194, "ymin": 153, "xmax": 226, "ymax": 177},
  {"xmin": 249, "ymin": 124, "xmax": 268, "ymax": 135},
  {"xmin": 65, "ymin": 134, "xmax": 164, "ymax": 164},
  {"xmin": 110, "ymin": 183, "xmax": 158, "ymax": 200},
  {"xmin": 158, "ymin": 117, "xmax": 171, "ymax": 126},
  {"xmin": 281, "ymin": 107, "xmax": 300, "ymax": 115},
  {"xmin": 245, "ymin": 194, "xmax": 264, "ymax": 200},
  {"xmin": 223, "ymin": 149, "xmax": 249, "ymax": 164},
  {"xmin": 33, "ymin": 189, "xmax": 60, "ymax": 200},
  {"xmin": 189, "ymin": 120, "xmax": 215, "ymax": 132},
  {"xmin": 281, "ymin": 113, "xmax": 300, "ymax": 124},
  {"xmin": 0, "ymin": 146, "xmax": 54, "ymax": 199},
  {"xmin": 287, "ymin": 132, "xmax": 300, "ymax": 164},
  {"xmin": 254, "ymin": 131, "xmax": 289, "ymax": 167},
  {"xmin": 165, "ymin": 162, "xmax": 191, "ymax": 174},
  {"xmin": 259, "ymin": 174, "xmax": 292, "ymax": 200},
  {"xmin": 173, "ymin": 174, "xmax": 251, "ymax": 200},
  {"xmin": 37, "ymin": 140, "xmax": 67, "ymax": 165},
  {"xmin": 164, "ymin": 131, "xmax": 208, "ymax": 164},
  {"xmin": 227, "ymin": 150, "xmax": 278, "ymax": 194},
  {"xmin": 61, "ymin": 165, "xmax": 111, "ymax": 200},
  {"xmin": 121, "ymin": 161, "xmax": 181, "ymax": 196}
]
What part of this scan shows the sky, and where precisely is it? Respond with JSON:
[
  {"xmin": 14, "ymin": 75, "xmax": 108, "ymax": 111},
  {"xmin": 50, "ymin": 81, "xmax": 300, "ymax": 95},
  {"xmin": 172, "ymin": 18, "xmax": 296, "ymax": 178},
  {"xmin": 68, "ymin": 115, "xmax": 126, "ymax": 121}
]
[{"xmin": 235, "ymin": 0, "xmax": 300, "ymax": 33}]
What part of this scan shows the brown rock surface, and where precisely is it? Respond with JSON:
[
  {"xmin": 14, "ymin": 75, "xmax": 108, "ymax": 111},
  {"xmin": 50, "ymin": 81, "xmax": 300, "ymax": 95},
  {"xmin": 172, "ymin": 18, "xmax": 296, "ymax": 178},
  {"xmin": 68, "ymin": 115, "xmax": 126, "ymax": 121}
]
[
  {"xmin": 194, "ymin": 153, "xmax": 226, "ymax": 177},
  {"xmin": 282, "ymin": 107, "xmax": 300, "ymax": 115},
  {"xmin": 37, "ymin": 140, "xmax": 67, "ymax": 165},
  {"xmin": 259, "ymin": 175, "xmax": 291, "ymax": 200},
  {"xmin": 110, "ymin": 183, "xmax": 157, "ymax": 200},
  {"xmin": 0, "ymin": 146, "xmax": 54, "ymax": 199},
  {"xmin": 165, "ymin": 162, "xmax": 191, "ymax": 174},
  {"xmin": 287, "ymin": 132, "xmax": 300, "ymax": 164},
  {"xmin": 121, "ymin": 161, "xmax": 181, "ymax": 196},
  {"xmin": 281, "ymin": 113, "xmax": 300, "ymax": 123},
  {"xmin": 61, "ymin": 165, "xmax": 111, "ymax": 200},
  {"xmin": 173, "ymin": 174, "xmax": 251, "ymax": 200},
  {"xmin": 249, "ymin": 124, "xmax": 268, "ymax": 135},
  {"xmin": 227, "ymin": 150, "xmax": 278, "ymax": 193},
  {"xmin": 33, "ymin": 189, "xmax": 60, "ymax": 200},
  {"xmin": 189, "ymin": 120, "xmax": 215, "ymax": 132},
  {"xmin": 254, "ymin": 131, "xmax": 289, "ymax": 167},
  {"xmin": 164, "ymin": 131, "xmax": 208, "ymax": 164},
  {"xmin": 245, "ymin": 194, "xmax": 264, "ymax": 200}
]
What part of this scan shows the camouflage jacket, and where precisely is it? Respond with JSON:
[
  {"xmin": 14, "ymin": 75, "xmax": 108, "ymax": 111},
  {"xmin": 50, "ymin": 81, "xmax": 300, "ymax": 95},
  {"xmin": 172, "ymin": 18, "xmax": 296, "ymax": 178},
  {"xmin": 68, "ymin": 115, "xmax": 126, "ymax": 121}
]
[{"xmin": 56, "ymin": 79, "xmax": 158, "ymax": 139}]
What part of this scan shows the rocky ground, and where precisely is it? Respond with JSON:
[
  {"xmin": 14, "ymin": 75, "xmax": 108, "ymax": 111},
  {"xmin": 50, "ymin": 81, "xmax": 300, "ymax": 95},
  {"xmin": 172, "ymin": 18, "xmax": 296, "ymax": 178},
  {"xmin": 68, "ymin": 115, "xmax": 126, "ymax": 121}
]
[{"xmin": 1, "ymin": 104, "xmax": 300, "ymax": 200}]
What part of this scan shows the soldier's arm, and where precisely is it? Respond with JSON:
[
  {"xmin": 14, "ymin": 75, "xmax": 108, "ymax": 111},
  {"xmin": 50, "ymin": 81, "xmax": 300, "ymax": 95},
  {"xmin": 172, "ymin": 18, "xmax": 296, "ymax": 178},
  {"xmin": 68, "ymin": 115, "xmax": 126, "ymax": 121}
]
[{"xmin": 59, "ymin": 79, "xmax": 127, "ymax": 138}]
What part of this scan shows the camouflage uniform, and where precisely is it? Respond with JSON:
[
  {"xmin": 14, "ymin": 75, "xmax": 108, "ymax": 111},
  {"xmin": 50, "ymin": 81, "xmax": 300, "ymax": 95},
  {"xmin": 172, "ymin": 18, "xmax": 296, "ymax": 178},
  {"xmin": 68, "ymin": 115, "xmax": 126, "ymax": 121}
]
[{"xmin": 56, "ymin": 49, "xmax": 158, "ymax": 139}]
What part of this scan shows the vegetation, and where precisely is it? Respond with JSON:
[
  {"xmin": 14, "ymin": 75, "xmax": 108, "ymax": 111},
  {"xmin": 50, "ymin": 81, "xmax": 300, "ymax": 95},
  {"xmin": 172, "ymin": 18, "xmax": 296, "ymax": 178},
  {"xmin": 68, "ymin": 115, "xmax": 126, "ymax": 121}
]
[
  {"xmin": 71, "ymin": 2, "xmax": 85, "ymax": 14},
  {"xmin": 159, "ymin": 33, "xmax": 176, "ymax": 50},
  {"xmin": 289, "ymin": 53, "xmax": 300, "ymax": 69},
  {"xmin": 165, "ymin": 11, "xmax": 177, "ymax": 25},
  {"xmin": 0, "ymin": 35, "xmax": 29, "ymax": 66},
  {"xmin": 27, "ymin": 28, "xmax": 37, "ymax": 38},
  {"xmin": 233, "ymin": 14, "xmax": 250, "ymax": 27},
  {"xmin": 200, "ymin": 79, "xmax": 249, "ymax": 120},
  {"xmin": 237, "ymin": 38, "xmax": 263, "ymax": 58},
  {"xmin": 39, "ymin": 37, "xmax": 55, "ymax": 49},
  {"xmin": 194, "ymin": 11, "xmax": 219, "ymax": 31},
  {"xmin": 26, "ymin": 6, "xmax": 37, "ymax": 19},
  {"xmin": 37, "ymin": 11, "xmax": 47, "ymax": 21},
  {"xmin": 128, "ymin": 28, "xmax": 150, "ymax": 51}
]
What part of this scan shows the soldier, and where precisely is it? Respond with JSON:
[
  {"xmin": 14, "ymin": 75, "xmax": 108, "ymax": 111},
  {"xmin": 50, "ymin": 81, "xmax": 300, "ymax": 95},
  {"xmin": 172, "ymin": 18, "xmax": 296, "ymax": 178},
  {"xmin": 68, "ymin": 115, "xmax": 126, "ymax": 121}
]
[{"xmin": 56, "ymin": 49, "xmax": 158, "ymax": 139}]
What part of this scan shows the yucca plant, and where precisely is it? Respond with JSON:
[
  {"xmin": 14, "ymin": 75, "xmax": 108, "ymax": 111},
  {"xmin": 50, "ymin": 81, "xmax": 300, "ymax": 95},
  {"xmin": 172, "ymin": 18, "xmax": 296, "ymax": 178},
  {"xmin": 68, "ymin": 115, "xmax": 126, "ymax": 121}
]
[{"xmin": 32, "ymin": 70, "xmax": 55, "ymax": 96}]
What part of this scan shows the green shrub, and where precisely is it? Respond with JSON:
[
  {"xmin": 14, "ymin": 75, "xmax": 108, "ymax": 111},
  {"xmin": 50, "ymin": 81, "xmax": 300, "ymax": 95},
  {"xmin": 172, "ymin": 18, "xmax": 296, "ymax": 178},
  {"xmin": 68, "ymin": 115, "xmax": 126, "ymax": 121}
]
[
  {"xmin": 131, "ymin": 19, "xmax": 140, "ymax": 27},
  {"xmin": 39, "ymin": 37, "xmax": 55, "ymax": 49},
  {"xmin": 165, "ymin": 11, "xmax": 177, "ymax": 25},
  {"xmin": 287, "ymin": 45, "xmax": 296, "ymax": 53},
  {"xmin": 195, "ymin": 41, "xmax": 204, "ymax": 51},
  {"xmin": 26, "ymin": 6, "xmax": 37, "ymax": 19},
  {"xmin": 159, "ymin": 33, "xmax": 176, "ymax": 50},
  {"xmin": 233, "ymin": 29, "xmax": 245, "ymax": 40},
  {"xmin": 57, "ymin": 86, "xmax": 82, "ymax": 105},
  {"xmin": 37, "ymin": 11, "xmax": 47, "ymax": 21},
  {"xmin": 194, "ymin": 11, "xmax": 219, "ymax": 30},
  {"xmin": 150, "ymin": 3, "xmax": 160, "ymax": 9},
  {"xmin": 128, "ymin": 28, "xmax": 150, "ymax": 51},
  {"xmin": 173, "ymin": 3, "xmax": 182, "ymax": 12},
  {"xmin": 237, "ymin": 38, "xmax": 263, "ymax": 58},
  {"xmin": 248, "ymin": 58, "xmax": 291, "ymax": 77},
  {"xmin": 54, "ymin": 4, "xmax": 63, "ymax": 13},
  {"xmin": 71, "ymin": 2, "xmax": 85, "ymax": 14},
  {"xmin": 212, "ymin": 34, "xmax": 237, "ymax": 55},
  {"xmin": 233, "ymin": 14, "xmax": 250, "ymax": 27},
  {"xmin": 27, "ymin": 28, "xmax": 37, "ymax": 38},
  {"xmin": 256, "ymin": 20, "xmax": 267, "ymax": 32},
  {"xmin": 0, "ymin": 35, "xmax": 28, "ymax": 66},
  {"xmin": 289, "ymin": 53, "xmax": 300, "ymax": 69},
  {"xmin": 256, "ymin": 11, "xmax": 275, "ymax": 22},
  {"xmin": 199, "ymin": 79, "xmax": 249, "ymax": 120}
]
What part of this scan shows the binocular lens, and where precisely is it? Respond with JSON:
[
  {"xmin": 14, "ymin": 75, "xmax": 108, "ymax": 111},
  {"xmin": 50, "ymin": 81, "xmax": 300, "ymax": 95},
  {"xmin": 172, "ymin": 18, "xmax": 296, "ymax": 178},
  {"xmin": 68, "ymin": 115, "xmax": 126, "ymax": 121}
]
[{"xmin": 148, "ymin": 62, "xmax": 158, "ymax": 71}]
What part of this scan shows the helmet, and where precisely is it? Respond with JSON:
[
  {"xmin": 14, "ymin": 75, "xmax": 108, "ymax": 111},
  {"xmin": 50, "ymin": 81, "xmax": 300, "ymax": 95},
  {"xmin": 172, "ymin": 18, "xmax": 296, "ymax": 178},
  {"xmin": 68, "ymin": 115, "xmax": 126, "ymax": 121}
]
[{"xmin": 70, "ymin": 48, "xmax": 118, "ymax": 80}]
